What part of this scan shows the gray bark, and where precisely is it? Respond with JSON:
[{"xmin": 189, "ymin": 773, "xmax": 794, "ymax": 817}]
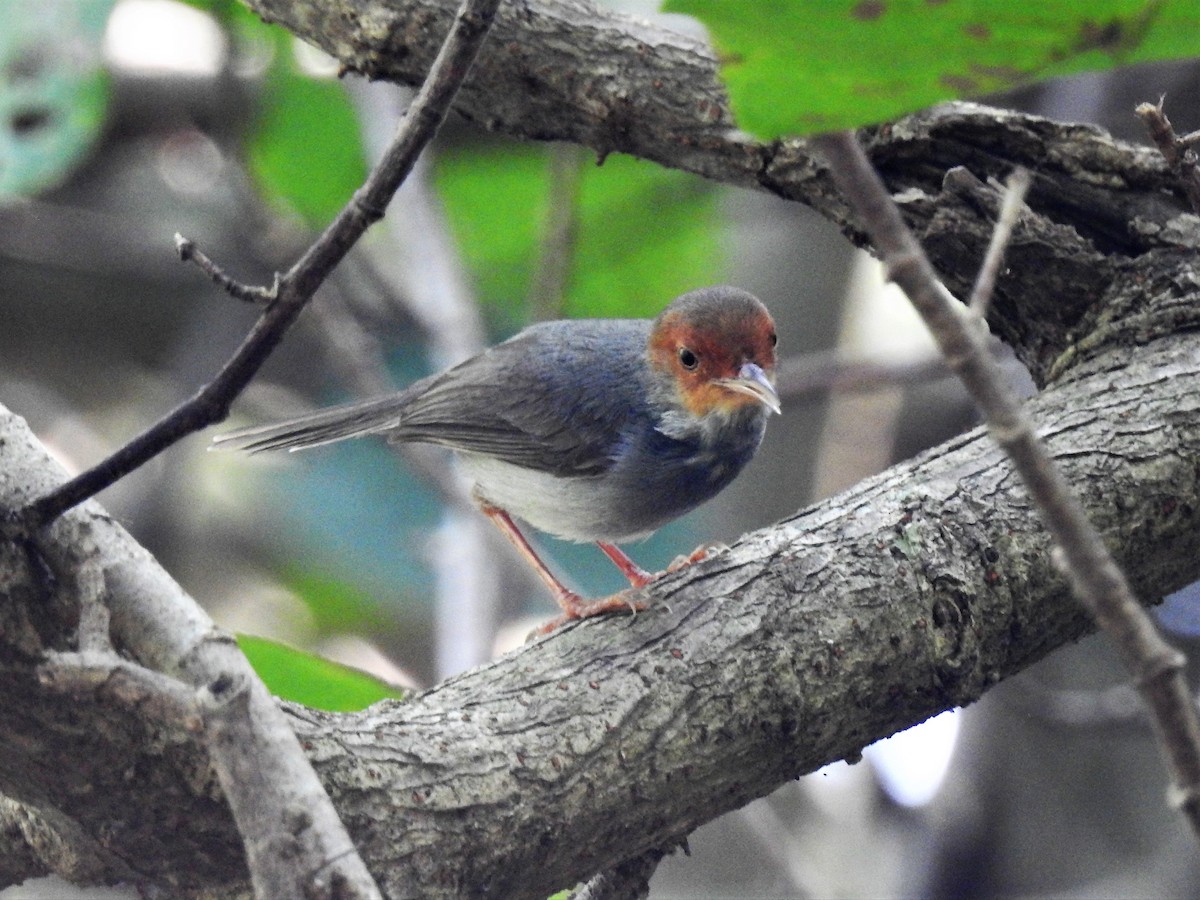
[
  {"xmin": 245, "ymin": 0, "xmax": 1194, "ymax": 382},
  {"xmin": 3, "ymin": 319, "xmax": 1200, "ymax": 896},
  {"xmin": 2, "ymin": 0, "xmax": 1200, "ymax": 895}
]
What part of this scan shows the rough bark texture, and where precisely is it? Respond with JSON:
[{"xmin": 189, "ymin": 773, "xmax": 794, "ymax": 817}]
[
  {"xmin": 243, "ymin": 0, "xmax": 1197, "ymax": 385},
  {"xmin": 2, "ymin": 0, "xmax": 1200, "ymax": 896},
  {"xmin": 244, "ymin": 0, "xmax": 762, "ymax": 188},
  {"xmin": 3, "ymin": 321, "xmax": 1200, "ymax": 895}
]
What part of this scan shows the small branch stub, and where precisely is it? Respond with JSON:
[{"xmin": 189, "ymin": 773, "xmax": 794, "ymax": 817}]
[
  {"xmin": 1136, "ymin": 100, "xmax": 1200, "ymax": 216},
  {"xmin": 175, "ymin": 233, "xmax": 277, "ymax": 305}
]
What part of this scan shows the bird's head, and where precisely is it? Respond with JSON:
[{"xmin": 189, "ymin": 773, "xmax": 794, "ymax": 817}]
[{"xmin": 648, "ymin": 286, "xmax": 781, "ymax": 419}]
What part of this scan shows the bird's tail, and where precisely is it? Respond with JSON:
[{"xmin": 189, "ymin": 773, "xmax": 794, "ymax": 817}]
[{"xmin": 211, "ymin": 389, "xmax": 420, "ymax": 453}]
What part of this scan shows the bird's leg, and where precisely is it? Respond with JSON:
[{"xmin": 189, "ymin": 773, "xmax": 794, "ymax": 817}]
[
  {"xmin": 596, "ymin": 542, "xmax": 654, "ymax": 588},
  {"xmin": 474, "ymin": 497, "xmax": 644, "ymax": 631}
]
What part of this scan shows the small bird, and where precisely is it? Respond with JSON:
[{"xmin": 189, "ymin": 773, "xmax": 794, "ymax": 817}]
[{"xmin": 215, "ymin": 286, "xmax": 780, "ymax": 631}]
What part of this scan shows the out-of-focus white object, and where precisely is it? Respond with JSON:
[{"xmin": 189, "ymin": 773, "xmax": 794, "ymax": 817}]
[
  {"xmin": 866, "ymin": 708, "xmax": 961, "ymax": 808},
  {"xmin": 105, "ymin": 0, "xmax": 226, "ymax": 75}
]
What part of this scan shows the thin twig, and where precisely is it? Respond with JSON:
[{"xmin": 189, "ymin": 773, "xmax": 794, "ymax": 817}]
[
  {"xmin": 968, "ymin": 168, "xmax": 1031, "ymax": 319},
  {"xmin": 16, "ymin": 0, "xmax": 503, "ymax": 532},
  {"xmin": 1136, "ymin": 99, "xmax": 1200, "ymax": 216},
  {"xmin": 775, "ymin": 349, "xmax": 950, "ymax": 402},
  {"xmin": 175, "ymin": 234, "xmax": 277, "ymax": 305},
  {"xmin": 812, "ymin": 129, "xmax": 1200, "ymax": 839}
]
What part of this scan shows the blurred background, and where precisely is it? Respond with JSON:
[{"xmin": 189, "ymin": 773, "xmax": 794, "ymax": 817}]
[{"xmin": 4, "ymin": 0, "xmax": 1200, "ymax": 897}]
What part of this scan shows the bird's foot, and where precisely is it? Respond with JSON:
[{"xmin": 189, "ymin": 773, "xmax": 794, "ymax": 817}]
[
  {"xmin": 666, "ymin": 542, "xmax": 728, "ymax": 573},
  {"xmin": 534, "ymin": 589, "xmax": 647, "ymax": 635}
]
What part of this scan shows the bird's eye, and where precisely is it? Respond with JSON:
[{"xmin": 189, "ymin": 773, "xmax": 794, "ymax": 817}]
[
  {"xmin": 768, "ymin": 332, "xmax": 778, "ymax": 348},
  {"xmin": 678, "ymin": 347, "xmax": 699, "ymax": 370}
]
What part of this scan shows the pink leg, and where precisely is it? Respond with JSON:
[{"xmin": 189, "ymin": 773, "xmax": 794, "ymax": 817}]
[
  {"xmin": 596, "ymin": 542, "xmax": 654, "ymax": 587},
  {"xmin": 475, "ymin": 498, "xmax": 644, "ymax": 632}
]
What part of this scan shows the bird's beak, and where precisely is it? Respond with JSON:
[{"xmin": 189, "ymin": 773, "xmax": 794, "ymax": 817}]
[{"xmin": 717, "ymin": 362, "xmax": 782, "ymax": 415}]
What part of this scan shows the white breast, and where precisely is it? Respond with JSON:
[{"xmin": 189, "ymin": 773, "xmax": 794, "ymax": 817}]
[{"xmin": 458, "ymin": 453, "xmax": 657, "ymax": 544}]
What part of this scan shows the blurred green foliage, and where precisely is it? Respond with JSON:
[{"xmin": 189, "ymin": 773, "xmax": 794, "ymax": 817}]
[
  {"xmin": 246, "ymin": 44, "xmax": 367, "ymax": 227},
  {"xmin": 0, "ymin": 0, "xmax": 114, "ymax": 198},
  {"xmin": 434, "ymin": 142, "xmax": 723, "ymax": 328},
  {"xmin": 181, "ymin": 0, "xmax": 367, "ymax": 225},
  {"xmin": 666, "ymin": 0, "xmax": 1200, "ymax": 137},
  {"xmin": 237, "ymin": 634, "xmax": 407, "ymax": 711},
  {"xmin": 229, "ymin": 3, "xmax": 368, "ymax": 226}
]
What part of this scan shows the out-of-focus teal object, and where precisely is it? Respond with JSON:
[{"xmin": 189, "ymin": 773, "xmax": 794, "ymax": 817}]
[{"xmin": 0, "ymin": 0, "xmax": 114, "ymax": 199}]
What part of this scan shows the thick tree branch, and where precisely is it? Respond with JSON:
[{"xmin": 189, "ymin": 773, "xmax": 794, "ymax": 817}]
[
  {"xmin": 239, "ymin": 0, "xmax": 1200, "ymax": 384},
  {"xmin": 2, "ymin": 0, "xmax": 1198, "ymax": 894},
  {"xmin": 814, "ymin": 128, "xmax": 1200, "ymax": 837},
  {"xmin": 3, "ymin": 311, "xmax": 1200, "ymax": 894}
]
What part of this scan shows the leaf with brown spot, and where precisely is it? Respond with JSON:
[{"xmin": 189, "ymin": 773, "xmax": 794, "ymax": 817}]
[{"xmin": 664, "ymin": 0, "xmax": 1200, "ymax": 137}]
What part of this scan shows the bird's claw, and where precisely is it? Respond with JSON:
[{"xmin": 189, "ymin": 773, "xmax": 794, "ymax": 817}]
[
  {"xmin": 532, "ymin": 589, "xmax": 647, "ymax": 636},
  {"xmin": 666, "ymin": 542, "xmax": 728, "ymax": 573}
]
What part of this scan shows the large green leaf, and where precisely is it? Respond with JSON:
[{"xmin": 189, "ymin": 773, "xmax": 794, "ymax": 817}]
[
  {"xmin": 664, "ymin": 0, "xmax": 1200, "ymax": 138},
  {"xmin": 0, "ymin": 0, "xmax": 114, "ymax": 199},
  {"xmin": 434, "ymin": 142, "xmax": 722, "ymax": 325},
  {"xmin": 237, "ymin": 633, "xmax": 406, "ymax": 711}
]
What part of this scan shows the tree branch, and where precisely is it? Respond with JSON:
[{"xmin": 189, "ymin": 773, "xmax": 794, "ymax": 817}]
[
  {"xmin": 3, "ymin": 0, "xmax": 1200, "ymax": 893},
  {"xmin": 3, "ymin": 312, "xmax": 1200, "ymax": 894},
  {"xmin": 813, "ymin": 128, "xmax": 1200, "ymax": 838},
  {"xmin": 237, "ymin": 0, "xmax": 1198, "ymax": 388},
  {"xmin": 13, "ymin": 0, "xmax": 503, "ymax": 531}
]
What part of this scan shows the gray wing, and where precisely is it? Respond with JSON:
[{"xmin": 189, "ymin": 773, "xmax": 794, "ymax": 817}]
[
  {"xmin": 214, "ymin": 320, "xmax": 652, "ymax": 477},
  {"xmin": 387, "ymin": 320, "xmax": 651, "ymax": 476}
]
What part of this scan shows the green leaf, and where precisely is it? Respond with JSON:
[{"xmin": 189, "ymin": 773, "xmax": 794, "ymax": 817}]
[
  {"xmin": 434, "ymin": 142, "xmax": 723, "ymax": 325},
  {"xmin": 573, "ymin": 153, "xmax": 721, "ymax": 319},
  {"xmin": 283, "ymin": 567, "xmax": 399, "ymax": 636},
  {"xmin": 664, "ymin": 0, "xmax": 1200, "ymax": 138},
  {"xmin": 0, "ymin": 0, "xmax": 114, "ymax": 198},
  {"xmin": 246, "ymin": 31, "xmax": 367, "ymax": 227},
  {"xmin": 237, "ymin": 634, "xmax": 406, "ymax": 712}
]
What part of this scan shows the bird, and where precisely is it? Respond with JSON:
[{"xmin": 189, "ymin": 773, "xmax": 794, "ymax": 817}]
[{"xmin": 214, "ymin": 285, "xmax": 780, "ymax": 632}]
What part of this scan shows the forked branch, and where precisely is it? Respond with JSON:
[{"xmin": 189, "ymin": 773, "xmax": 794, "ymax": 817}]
[
  {"xmin": 15, "ymin": 0, "xmax": 503, "ymax": 533},
  {"xmin": 812, "ymin": 129, "xmax": 1200, "ymax": 840}
]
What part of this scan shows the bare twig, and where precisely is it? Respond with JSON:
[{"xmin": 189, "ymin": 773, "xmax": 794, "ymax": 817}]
[
  {"xmin": 968, "ymin": 168, "xmax": 1031, "ymax": 319},
  {"xmin": 1136, "ymin": 99, "xmax": 1200, "ymax": 216},
  {"xmin": 812, "ymin": 129, "xmax": 1200, "ymax": 839},
  {"xmin": 16, "ymin": 0, "xmax": 503, "ymax": 532},
  {"xmin": 775, "ymin": 349, "xmax": 950, "ymax": 402},
  {"xmin": 175, "ymin": 235, "xmax": 277, "ymax": 305}
]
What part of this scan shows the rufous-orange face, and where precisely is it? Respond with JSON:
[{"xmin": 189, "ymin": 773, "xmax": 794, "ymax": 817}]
[{"xmin": 649, "ymin": 292, "xmax": 780, "ymax": 418}]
